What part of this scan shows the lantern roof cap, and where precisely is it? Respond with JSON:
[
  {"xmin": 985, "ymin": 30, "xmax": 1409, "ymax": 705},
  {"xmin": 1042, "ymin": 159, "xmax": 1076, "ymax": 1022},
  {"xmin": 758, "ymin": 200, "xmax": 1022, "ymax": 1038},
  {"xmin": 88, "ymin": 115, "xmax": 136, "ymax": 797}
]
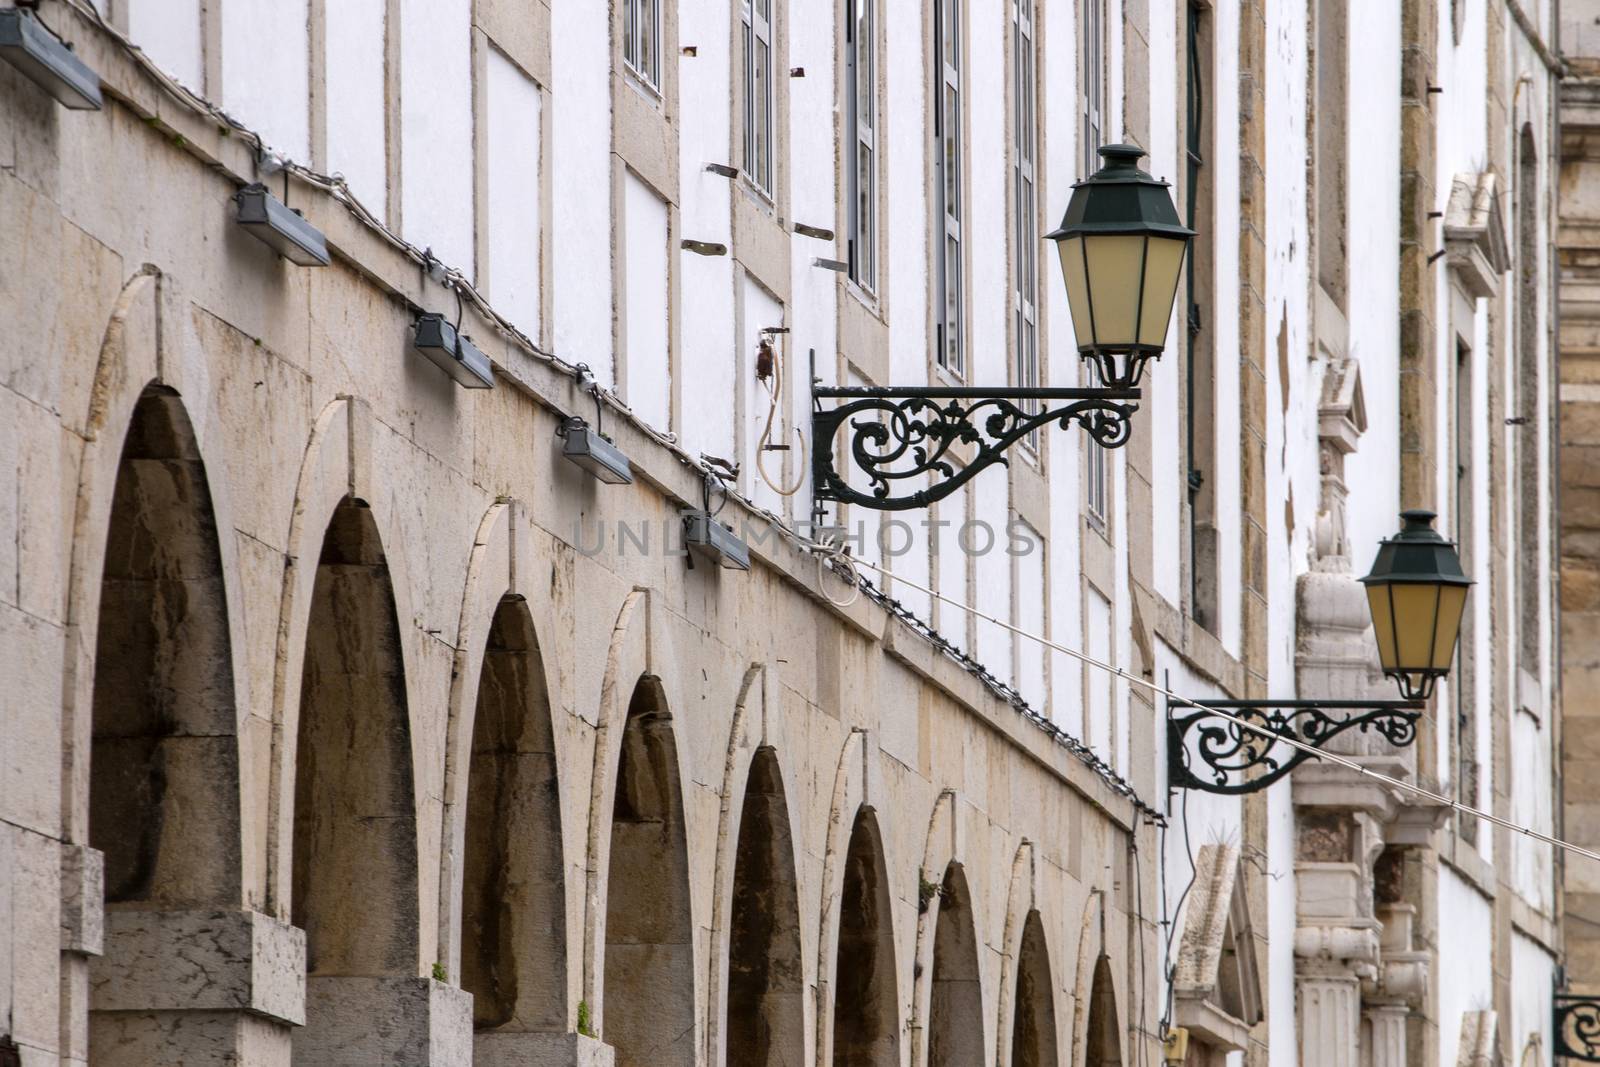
[
  {"xmin": 1046, "ymin": 144, "xmax": 1196, "ymax": 241},
  {"xmin": 1360, "ymin": 509, "xmax": 1473, "ymax": 587}
]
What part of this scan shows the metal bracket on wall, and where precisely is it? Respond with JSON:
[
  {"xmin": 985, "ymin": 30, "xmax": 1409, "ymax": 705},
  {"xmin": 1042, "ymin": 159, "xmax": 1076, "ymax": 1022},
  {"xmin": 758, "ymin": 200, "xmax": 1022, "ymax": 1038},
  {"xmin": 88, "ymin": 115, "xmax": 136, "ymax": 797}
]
[
  {"xmin": 810, "ymin": 384, "xmax": 1139, "ymax": 512},
  {"xmin": 1166, "ymin": 698, "xmax": 1423, "ymax": 796},
  {"xmin": 1556, "ymin": 995, "xmax": 1600, "ymax": 1062}
]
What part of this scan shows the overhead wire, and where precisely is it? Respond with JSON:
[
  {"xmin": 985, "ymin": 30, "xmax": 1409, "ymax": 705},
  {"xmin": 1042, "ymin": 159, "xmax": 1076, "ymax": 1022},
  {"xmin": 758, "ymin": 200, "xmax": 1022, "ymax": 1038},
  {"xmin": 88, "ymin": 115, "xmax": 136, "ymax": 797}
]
[{"xmin": 832, "ymin": 551, "xmax": 1600, "ymax": 866}]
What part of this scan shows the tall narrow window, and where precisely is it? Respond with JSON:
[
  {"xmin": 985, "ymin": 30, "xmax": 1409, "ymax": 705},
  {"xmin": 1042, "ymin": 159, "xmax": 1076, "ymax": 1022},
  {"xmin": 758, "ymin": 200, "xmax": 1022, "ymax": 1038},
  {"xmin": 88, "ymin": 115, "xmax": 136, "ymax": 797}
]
[
  {"xmin": 1453, "ymin": 337, "xmax": 1479, "ymax": 844},
  {"xmin": 1517, "ymin": 127, "xmax": 1540, "ymax": 677},
  {"xmin": 934, "ymin": 0, "xmax": 965, "ymax": 376},
  {"xmin": 1186, "ymin": 0, "xmax": 1218, "ymax": 629},
  {"xmin": 846, "ymin": 0, "xmax": 876, "ymax": 290},
  {"xmin": 1083, "ymin": 0, "xmax": 1106, "ymax": 524},
  {"xmin": 1012, "ymin": 0, "xmax": 1039, "ymax": 433},
  {"xmin": 623, "ymin": 0, "xmax": 661, "ymax": 89},
  {"xmin": 743, "ymin": 0, "xmax": 774, "ymax": 195}
]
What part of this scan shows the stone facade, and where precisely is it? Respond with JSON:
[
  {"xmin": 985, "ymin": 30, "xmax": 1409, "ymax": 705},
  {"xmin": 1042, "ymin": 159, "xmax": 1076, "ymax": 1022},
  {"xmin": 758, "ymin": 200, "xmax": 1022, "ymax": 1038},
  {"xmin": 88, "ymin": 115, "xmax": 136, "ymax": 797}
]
[{"xmin": 0, "ymin": 0, "xmax": 1566, "ymax": 1065}]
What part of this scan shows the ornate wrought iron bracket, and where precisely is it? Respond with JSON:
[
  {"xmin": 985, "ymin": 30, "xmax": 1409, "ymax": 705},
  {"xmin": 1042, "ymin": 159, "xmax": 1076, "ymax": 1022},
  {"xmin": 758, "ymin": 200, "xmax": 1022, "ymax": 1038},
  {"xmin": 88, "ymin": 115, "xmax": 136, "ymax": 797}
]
[
  {"xmin": 1557, "ymin": 995, "xmax": 1600, "ymax": 1061},
  {"xmin": 811, "ymin": 385, "xmax": 1139, "ymax": 512},
  {"xmin": 1167, "ymin": 698, "xmax": 1423, "ymax": 796}
]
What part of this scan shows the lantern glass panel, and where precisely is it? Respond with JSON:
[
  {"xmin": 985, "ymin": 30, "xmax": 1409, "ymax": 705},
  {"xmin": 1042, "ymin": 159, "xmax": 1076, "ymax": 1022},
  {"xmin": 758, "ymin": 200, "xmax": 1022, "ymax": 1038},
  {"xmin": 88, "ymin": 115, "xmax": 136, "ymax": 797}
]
[
  {"xmin": 1059, "ymin": 235, "xmax": 1094, "ymax": 348},
  {"xmin": 1137, "ymin": 235, "xmax": 1187, "ymax": 349},
  {"xmin": 1084, "ymin": 234, "xmax": 1146, "ymax": 347},
  {"xmin": 1430, "ymin": 582, "xmax": 1468, "ymax": 669},
  {"xmin": 1367, "ymin": 583, "xmax": 1398, "ymax": 672}
]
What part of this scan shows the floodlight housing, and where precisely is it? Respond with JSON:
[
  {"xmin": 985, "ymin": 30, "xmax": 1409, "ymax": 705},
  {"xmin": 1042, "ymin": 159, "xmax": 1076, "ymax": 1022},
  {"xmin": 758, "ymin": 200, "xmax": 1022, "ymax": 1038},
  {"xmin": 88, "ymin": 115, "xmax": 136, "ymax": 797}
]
[
  {"xmin": 233, "ymin": 184, "xmax": 330, "ymax": 266},
  {"xmin": 683, "ymin": 511, "xmax": 751, "ymax": 571},
  {"xmin": 413, "ymin": 313, "xmax": 493, "ymax": 389},
  {"xmin": 558, "ymin": 416, "xmax": 633, "ymax": 484},
  {"xmin": 0, "ymin": 8, "xmax": 101, "ymax": 110}
]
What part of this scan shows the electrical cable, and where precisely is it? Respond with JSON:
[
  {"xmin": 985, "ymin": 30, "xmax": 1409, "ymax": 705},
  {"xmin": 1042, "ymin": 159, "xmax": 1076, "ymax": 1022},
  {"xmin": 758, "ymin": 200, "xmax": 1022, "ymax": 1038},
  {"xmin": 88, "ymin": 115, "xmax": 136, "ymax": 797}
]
[
  {"xmin": 755, "ymin": 333, "xmax": 806, "ymax": 496},
  {"xmin": 838, "ymin": 553, "xmax": 1600, "ymax": 867}
]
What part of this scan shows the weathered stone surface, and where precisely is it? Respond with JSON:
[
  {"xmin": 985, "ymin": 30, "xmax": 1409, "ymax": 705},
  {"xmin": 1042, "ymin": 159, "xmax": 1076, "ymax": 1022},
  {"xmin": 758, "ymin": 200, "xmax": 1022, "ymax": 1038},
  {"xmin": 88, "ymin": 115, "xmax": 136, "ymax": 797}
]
[
  {"xmin": 89, "ymin": 909, "xmax": 305, "ymax": 1024},
  {"xmin": 472, "ymin": 1031, "xmax": 616, "ymax": 1067},
  {"xmin": 295, "ymin": 976, "xmax": 473, "ymax": 1066},
  {"xmin": 59, "ymin": 844, "xmax": 103, "ymax": 956}
]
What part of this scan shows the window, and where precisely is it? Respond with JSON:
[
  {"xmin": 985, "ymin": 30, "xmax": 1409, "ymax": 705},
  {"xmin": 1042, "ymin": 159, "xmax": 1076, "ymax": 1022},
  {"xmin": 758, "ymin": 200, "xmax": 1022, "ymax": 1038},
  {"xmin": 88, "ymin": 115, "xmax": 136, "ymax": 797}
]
[
  {"xmin": 1517, "ymin": 127, "xmax": 1540, "ymax": 677},
  {"xmin": 934, "ymin": 0, "xmax": 964, "ymax": 376},
  {"xmin": 846, "ymin": 0, "xmax": 876, "ymax": 290},
  {"xmin": 742, "ymin": 0, "xmax": 774, "ymax": 194},
  {"xmin": 623, "ymin": 0, "xmax": 661, "ymax": 88},
  {"xmin": 1012, "ymin": 0, "xmax": 1039, "ymax": 433},
  {"xmin": 1453, "ymin": 336, "xmax": 1479, "ymax": 843},
  {"xmin": 1083, "ymin": 0, "xmax": 1106, "ymax": 523},
  {"xmin": 1186, "ymin": 0, "xmax": 1218, "ymax": 628}
]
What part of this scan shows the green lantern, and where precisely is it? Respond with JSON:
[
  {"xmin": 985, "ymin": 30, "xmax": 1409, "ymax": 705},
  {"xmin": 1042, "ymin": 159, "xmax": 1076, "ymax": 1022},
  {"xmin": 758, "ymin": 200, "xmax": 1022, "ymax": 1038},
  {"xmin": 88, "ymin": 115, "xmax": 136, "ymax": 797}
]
[{"xmin": 1360, "ymin": 510, "xmax": 1473, "ymax": 701}]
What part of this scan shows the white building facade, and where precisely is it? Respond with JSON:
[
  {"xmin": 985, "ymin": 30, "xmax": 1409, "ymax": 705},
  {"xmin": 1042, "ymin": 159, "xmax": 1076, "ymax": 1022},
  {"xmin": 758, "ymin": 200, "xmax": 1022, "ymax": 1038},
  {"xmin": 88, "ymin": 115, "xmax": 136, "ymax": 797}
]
[{"xmin": 0, "ymin": 0, "xmax": 1563, "ymax": 1064}]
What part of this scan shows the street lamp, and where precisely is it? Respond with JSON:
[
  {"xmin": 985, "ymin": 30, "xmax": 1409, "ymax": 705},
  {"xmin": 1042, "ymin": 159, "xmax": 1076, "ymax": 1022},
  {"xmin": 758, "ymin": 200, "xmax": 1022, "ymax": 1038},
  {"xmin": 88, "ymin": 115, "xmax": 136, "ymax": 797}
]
[
  {"xmin": 1047, "ymin": 144, "xmax": 1194, "ymax": 390},
  {"xmin": 1360, "ymin": 509, "xmax": 1472, "ymax": 701}
]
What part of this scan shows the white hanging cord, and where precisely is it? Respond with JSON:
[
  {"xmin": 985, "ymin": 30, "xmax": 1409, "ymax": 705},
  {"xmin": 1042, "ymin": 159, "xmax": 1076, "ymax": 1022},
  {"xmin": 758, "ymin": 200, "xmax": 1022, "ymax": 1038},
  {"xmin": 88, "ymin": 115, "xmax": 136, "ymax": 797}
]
[
  {"xmin": 837, "ymin": 553, "xmax": 1599, "ymax": 866},
  {"xmin": 755, "ymin": 333, "xmax": 806, "ymax": 497}
]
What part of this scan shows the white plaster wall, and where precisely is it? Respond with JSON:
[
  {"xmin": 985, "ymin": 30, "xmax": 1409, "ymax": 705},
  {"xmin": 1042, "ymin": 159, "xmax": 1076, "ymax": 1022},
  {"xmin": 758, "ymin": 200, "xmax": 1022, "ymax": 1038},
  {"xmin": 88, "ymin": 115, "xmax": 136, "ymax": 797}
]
[
  {"xmin": 1437, "ymin": 869, "xmax": 1494, "ymax": 1067},
  {"xmin": 1147, "ymin": 0, "xmax": 1183, "ymax": 607},
  {"xmin": 625, "ymin": 173, "xmax": 671, "ymax": 432},
  {"xmin": 1209, "ymin": 0, "xmax": 1243, "ymax": 656},
  {"xmin": 551, "ymin": 0, "xmax": 614, "ymax": 383},
  {"xmin": 484, "ymin": 48, "xmax": 542, "ymax": 340},
  {"xmin": 1511, "ymin": 930, "xmax": 1556, "ymax": 1065},
  {"xmin": 129, "ymin": 0, "xmax": 201, "ymax": 91},
  {"xmin": 324, "ymin": 0, "xmax": 387, "ymax": 219},
  {"xmin": 1340, "ymin": 0, "xmax": 1402, "ymax": 570},
  {"xmin": 739, "ymin": 276, "xmax": 784, "ymax": 514},
  {"xmin": 1015, "ymin": 520, "xmax": 1046, "ymax": 708},
  {"xmin": 221, "ymin": 0, "xmax": 309, "ymax": 160},
  {"xmin": 400, "ymin": 0, "xmax": 473, "ymax": 273}
]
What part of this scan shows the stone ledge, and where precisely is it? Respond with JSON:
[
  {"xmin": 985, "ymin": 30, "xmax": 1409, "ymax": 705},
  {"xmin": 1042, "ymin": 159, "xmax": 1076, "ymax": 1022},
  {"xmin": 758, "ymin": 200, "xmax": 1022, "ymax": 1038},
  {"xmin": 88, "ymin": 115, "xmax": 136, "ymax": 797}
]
[
  {"xmin": 474, "ymin": 1031, "xmax": 616, "ymax": 1067},
  {"xmin": 296, "ymin": 975, "xmax": 472, "ymax": 1066},
  {"xmin": 90, "ymin": 908, "xmax": 305, "ymax": 1024}
]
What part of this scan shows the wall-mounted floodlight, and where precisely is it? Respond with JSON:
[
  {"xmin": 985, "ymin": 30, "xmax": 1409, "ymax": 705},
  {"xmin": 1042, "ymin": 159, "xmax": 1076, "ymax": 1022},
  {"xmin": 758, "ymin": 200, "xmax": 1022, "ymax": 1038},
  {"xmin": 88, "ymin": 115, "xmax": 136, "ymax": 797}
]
[
  {"xmin": 0, "ymin": 8, "xmax": 101, "ymax": 110},
  {"xmin": 412, "ymin": 313, "xmax": 493, "ymax": 388},
  {"xmin": 683, "ymin": 511, "xmax": 750, "ymax": 571},
  {"xmin": 233, "ymin": 184, "xmax": 330, "ymax": 266},
  {"xmin": 557, "ymin": 416, "xmax": 633, "ymax": 484}
]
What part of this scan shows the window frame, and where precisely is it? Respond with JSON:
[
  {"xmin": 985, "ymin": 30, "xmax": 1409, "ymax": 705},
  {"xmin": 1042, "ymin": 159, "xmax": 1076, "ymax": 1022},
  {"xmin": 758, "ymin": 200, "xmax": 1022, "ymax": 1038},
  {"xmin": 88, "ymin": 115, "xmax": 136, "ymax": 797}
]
[
  {"xmin": 933, "ymin": 0, "xmax": 966, "ymax": 378},
  {"xmin": 742, "ymin": 0, "xmax": 775, "ymax": 196},
  {"xmin": 1011, "ymin": 0, "xmax": 1040, "ymax": 446},
  {"xmin": 846, "ymin": 0, "xmax": 877, "ymax": 291},
  {"xmin": 623, "ymin": 0, "xmax": 662, "ymax": 91}
]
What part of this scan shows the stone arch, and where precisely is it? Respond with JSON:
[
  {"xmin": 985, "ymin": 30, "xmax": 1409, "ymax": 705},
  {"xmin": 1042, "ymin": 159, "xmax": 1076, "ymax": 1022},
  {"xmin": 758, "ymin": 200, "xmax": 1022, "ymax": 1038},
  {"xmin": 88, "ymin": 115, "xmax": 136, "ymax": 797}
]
[
  {"xmin": 1009, "ymin": 912, "xmax": 1059, "ymax": 1067},
  {"xmin": 458, "ymin": 596, "xmax": 566, "ymax": 1031},
  {"xmin": 290, "ymin": 497, "xmax": 425, "ymax": 1058},
  {"xmin": 85, "ymin": 385, "xmax": 245, "ymax": 1061},
  {"xmin": 88, "ymin": 385, "xmax": 241, "ymax": 907},
  {"xmin": 437, "ymin": 499, "xmax": 569, "ymax": 1047},
  {"xmin": 266, "ymin": 397, "xmax": 430, "ymax": 926},
  {"xmin": 829, "ymin": 806, "xmax": 900, "ymax": 1067},
  {"xmin": 600, "ymin": 676, "xmax": 696, "ymax": 1067},
  {"xmin": 926, "ymin": 861, "xmax": 985, "ymax": 1067},
  {"xmin": 724, "ymin": 744, "xmax": 806, "ymax": 1065},
  {"xmin": 995, "ymin": 842, "xmax": 1062, "ymax": 1067}
]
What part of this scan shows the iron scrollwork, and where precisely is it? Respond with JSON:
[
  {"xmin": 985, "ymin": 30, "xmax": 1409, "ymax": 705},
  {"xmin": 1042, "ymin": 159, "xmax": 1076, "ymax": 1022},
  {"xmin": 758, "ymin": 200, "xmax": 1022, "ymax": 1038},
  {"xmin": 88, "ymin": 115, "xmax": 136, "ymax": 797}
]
[
  {"xmin": 1557, "ymin": 996, "xmax": 1600, "ymax": 1062},
  {"xmin": 812, "ymin": 385, "xmax": 1139, "ymax": 512},
  {"xmin": 1167, "ymin": 699, "xmax": 1423, "ymax": 796}
]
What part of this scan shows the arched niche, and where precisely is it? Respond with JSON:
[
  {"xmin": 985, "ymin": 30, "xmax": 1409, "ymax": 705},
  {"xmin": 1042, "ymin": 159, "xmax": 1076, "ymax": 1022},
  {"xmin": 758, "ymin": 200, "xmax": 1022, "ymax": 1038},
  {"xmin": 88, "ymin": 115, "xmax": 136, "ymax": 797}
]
[
  {"xmin": 603, "ymin": 678, "xmax": 696, "ymax": 1067},
  {"xmin": 291, "ymin": 497, "xmax": 420, "ymax": 979},
  {"xmin": 725, "ymin": 745, "xmax": 805, "ymax": 1065},
  {"xmin": 927, "ymin": 861, "xmax": 984, "ymax": 1067},
  {"xmin": 460, "ymin": 595, "xmax": 567, "ymax": 1033},
  {"xmin": 831, "ymin": 807, "xmax": 900, "ymax": 1067},
  {"xmin": 1009, "ymin": 911, "xmax": 1058, "ymax": 1067},
  {"xmin": 1084, "ymin": 955, "xmax": 1122, "ymax": 1067}
]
